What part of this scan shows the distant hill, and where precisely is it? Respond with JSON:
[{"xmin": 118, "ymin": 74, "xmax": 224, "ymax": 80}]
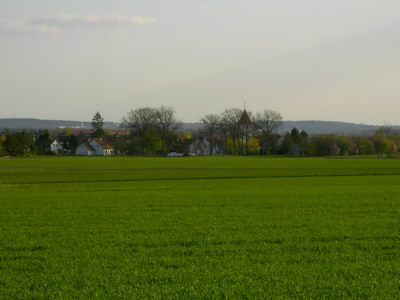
[
  {"xmin": 182, "ymin": 121, "xmax": 398, "ymax": 135},
  {"xmin": 181, "ymin": 122, "xmax": 203, "ymax": 132},
  {"xmin": 0, "ymin": 118, "xmax": 398, "ymax": 135},
  {"xmin": 0, "ymin": 118, "xmax": 119, "ymax": 130},
  {"xmin": 281, "ymin": 121, "xmax": 398, "ymax": 135}
]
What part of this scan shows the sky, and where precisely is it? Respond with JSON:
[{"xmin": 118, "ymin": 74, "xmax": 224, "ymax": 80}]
[{"xmin": 1, "ymin": 1, "xmax": 400, "ymax": 124}]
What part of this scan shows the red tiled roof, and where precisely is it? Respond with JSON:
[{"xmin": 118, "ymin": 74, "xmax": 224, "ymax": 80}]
[
  {"xmin": 71, "ymin": 129, "xmax": 92, "ymax": 135},
  {"xmin": 109, "ymin": 129, "xmax": 129, "ymax": 136},
  {"xmin": 93, "ymin": 138, "xmax": 113, "ymax": 150}
]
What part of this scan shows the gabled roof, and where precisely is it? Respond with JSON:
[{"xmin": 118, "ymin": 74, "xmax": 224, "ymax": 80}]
[
  {"xmin": 92, "ymin": 138, "xmax": 113, "ymax": 150},
  {"xmin": 81, "ymin": 143, "xmax": 95, "ymax": 152},
  {"xmin": 71, "ymin": 129, "xmax": 92, "ymax": 135}
]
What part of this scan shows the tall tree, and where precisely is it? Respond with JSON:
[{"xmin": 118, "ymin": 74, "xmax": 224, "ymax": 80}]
[
  {"xmin": 220, "ymin": 108, "xmax": 242, "ymax": 155},
  {"xmin": 254, "ymin": 109, "xmax": 283, "ymax": 155},
  {"xmin": 36, "ymin": 129, "xmax": 52, "ymax": 154},
  {"xmin": 120, "ymin": 107, "xmax": 157, "ymax": 154},
  {"xmin": 352, "ymin": 137, "xmax": 374, "ymax": 155},
  {"xmin": 290, "ymin": 127, "xmax": 301, "ymax": 144},
  {"xmin": 239, "ymin": 109, "xmax": 253, "ymax": 155},
  {"xmin": 200, "ymin": 114, "xmax": 220, "ymax": 155},
  {"xmin": 3, "ymin": 130, "xmax": 35, "ymax": 156},
  {"xmin": 0, "ymin": 133, "xmax": 5, "ymax": 156},
  {"xmin": 91, "ymin": 111, "xmax": 104, "ymax": 138},
  {"xmin": 155, "ymin": 106, "xmax": 181, "ymax": 154}
]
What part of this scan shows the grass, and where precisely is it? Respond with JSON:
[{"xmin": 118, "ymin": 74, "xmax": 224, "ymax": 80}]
[{"xmin": 0, "ymin": 156, "xmax": 399, "ymax": 298}]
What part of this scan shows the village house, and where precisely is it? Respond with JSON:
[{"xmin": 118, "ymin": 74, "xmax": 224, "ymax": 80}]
[
  {"xmin": 75, "ymin": 143, "xmax": 94, "ymax": 156},
  {"xmin": 189, "ymin": 136, "xmax": 216, "ymax": 155},
  {"xmin": 49, "ymin": 140, "xmax": 64, "ymax": 154},
  {"xmin": 75, "ymin": 138, "xmax": 114, "ymax": 156}
]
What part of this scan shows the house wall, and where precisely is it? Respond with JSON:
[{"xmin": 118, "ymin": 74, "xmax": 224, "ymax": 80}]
[
  {"xmin": 89, "ymin": 140, "xmax": 104, "ymax": 156},
  {"xmin": 190, "ymin": 139, "xmax": 215, "ymax": 155},
  {"xmin": 106, "ymin": 149, "xmax": 114, "ymax": 156},
  {"xmin": 88, "ymin": 139, "xmax": 114, "ymax": 156},
  {"xmin": 75, "ymin": 145, "xmax": 93, "ymax": 156},
  {"xmin": 50, "ymin": 142, "xmax": 64, "ymax": 154}
]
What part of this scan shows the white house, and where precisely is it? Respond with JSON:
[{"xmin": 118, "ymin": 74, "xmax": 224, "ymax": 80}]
[
  {"xmin": 189, "ymin": 137, "xmax": 216, "ymax": 155},
  {"xmin": 50, "ymin": 140, "xmax": 64, "ymax": 154},
  {"xmin": 75, "ymin": 138, "xmax": 114, "ymax": 156},
  {"xmin": 89, "ymin": 138, "xmax": 114, "ymax": 156},
  {"xmin": 75, "ymin": 143, "xmax": 95, "ymax": 156}
]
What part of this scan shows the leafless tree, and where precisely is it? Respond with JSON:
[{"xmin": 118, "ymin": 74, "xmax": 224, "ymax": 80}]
[
  {"xmin": 120, "ymin": 107, "xmax": 157, "ymax": 154},
  {"xmin": 254, "ymin": 109, "xmax": 283, "ymax": 154},
  {"xmin": 220, "ymin": 108, "xmax": 242, "ymax": 155},
  {"xmin": 155, "ymin": 106, "xmax": 181, "ymax": 154},
  {"xmin": 200, "ymin": 114, "xmax": 220, "ymax": 155}
]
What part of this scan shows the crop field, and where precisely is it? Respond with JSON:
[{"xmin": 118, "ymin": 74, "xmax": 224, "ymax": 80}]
[{"xmin": 1, "ymin": 156, "xmax": 399, "ymax": 298}]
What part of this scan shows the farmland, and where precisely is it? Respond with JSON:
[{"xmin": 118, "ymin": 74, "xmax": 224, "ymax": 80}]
[{"xmin": 1, "ymin": 156, "xmax": 399, "ymax": 298}]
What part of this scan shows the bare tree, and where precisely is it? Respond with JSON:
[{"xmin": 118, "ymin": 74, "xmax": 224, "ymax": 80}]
[
  {"xmin": 217, "ymin": 119, "xmax": 230, "ymax": 154},
  {"xmin": 220, "ymin": 108, "xmax": 242, "ymax": 155},
  {"xmin": 254, "ymin": 109, "xmax": 283, "ymax": 155},
  {"xmin": 200, "ymin": 114, "xmax": 220, "ymax": 155},
  {"xmin": 120, "ymin": 107, "xmax": 157, "ymax": 154},
  {"xmin": 155, "ymin": 106, "xmax": 181, "ymax": 154}
]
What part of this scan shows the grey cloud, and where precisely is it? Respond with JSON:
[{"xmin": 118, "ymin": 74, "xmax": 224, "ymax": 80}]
[
  {"xmin": 0, "ymin": 13, "xmax": 156, "ymax": 35},
  {"xmin": 0, "ymin": 20, "xmax": 59, "ymax": 35},
  {"xmin": 30, "ymin": 13, "xmax": 157, "ymax": 27}
]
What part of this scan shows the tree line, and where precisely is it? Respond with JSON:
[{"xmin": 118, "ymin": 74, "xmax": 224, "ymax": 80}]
[
  {"xmin": 1, "ymin": 107, "xmax": 400, "ymax": 157},
  {"xmin": 0, "ymin": 129, "xmax": 78, "ymax": 157}
]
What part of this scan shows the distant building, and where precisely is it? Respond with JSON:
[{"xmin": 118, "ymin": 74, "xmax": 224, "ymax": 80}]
[
  {"xmin": 189, "ymin": 137, "xmax": 216, "ymax": 155},
  {"xmin": 75, "ymin": 143, "xmax": 94, "ymax": 156},
  {"xmin": 71, "ymin": 129, "xmax": 128, "ymax": 136},
  {"xmin": 49, "ymin": 140, "xmax": 64, "ymax": 154},
  {"xmin": 75, "ymin": 138, "xmax": 114, "ymax": 156},
  {"xmin": 89, "ymin": 138, "xmax": 114, "ymax": 156}
]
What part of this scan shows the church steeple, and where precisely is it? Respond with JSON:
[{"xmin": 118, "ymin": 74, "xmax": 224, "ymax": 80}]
[{"xmin": 239, "ymin": 102, "xmax": 252, "ymax": 155}]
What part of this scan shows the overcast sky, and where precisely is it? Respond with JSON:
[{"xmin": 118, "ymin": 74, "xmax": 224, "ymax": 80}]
[{"xmin": 1, "ymin": 1, "xmax": 400, "ymax": 124}]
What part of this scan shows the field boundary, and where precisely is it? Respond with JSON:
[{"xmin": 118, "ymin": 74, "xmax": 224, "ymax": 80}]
[{"xmin": 2, "ymin": 172, "xmax": 400, "ymax": 185}]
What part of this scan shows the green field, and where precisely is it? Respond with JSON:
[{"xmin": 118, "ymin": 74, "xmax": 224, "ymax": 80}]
[{"xmin": 1, "ymin": 157, "xmax": 399, "ymax": 298}]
